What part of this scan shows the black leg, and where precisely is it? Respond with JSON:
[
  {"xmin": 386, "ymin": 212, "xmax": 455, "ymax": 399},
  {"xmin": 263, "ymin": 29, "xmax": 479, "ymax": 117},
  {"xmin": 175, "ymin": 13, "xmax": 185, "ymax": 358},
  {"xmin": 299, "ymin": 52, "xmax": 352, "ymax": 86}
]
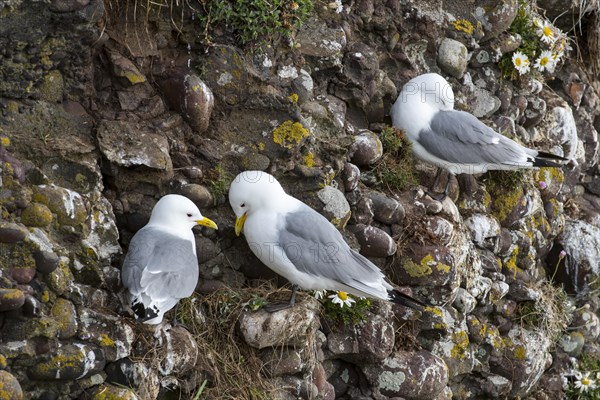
[
  {"xmin": 426, "ymin": 168, "xmax": 449, "ymax": 201},
  {"xmin": 264, "ymin": 285, "xmax": 298, "ymax": 313}
]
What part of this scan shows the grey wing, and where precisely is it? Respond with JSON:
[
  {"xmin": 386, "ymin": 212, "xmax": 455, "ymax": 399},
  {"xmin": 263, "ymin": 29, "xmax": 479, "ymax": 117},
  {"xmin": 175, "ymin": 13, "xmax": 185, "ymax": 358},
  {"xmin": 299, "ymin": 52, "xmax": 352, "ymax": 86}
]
[
  {"xmin": 121, "ymin": 228, "xmax": 199, "ymax": 300},
  {"xmin": 420, "ymin": 110, "xmax": 530, "ymax": 165},
  {"xmin": 279, "ymin": 205, "xmax": 387, "ymax": 294}
]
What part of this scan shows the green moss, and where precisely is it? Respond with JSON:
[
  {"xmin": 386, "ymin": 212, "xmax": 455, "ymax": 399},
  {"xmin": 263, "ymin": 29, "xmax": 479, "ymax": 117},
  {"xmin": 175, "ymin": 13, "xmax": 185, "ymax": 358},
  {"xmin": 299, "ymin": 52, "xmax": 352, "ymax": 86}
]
[
  {"xmin": 485, "ymin": 173, "xmax": 525, "ymax": 223},
  {"xmin": 205, "ymin": 165, "xmax": 232, "ymax": 202},
  {"xmin": 198, "ymin": 0, "xmax": 313, "ymax": 44},
  {"xmin": 272, "ymin": 120, "xmax": 309, "ymax": 148},
  {"xmin": 20, "ymin": 203, "xmax": 53, "ymax": 227},
  {"xmin": 39, "ymin": 70, "xmax": 64, "ymax": 103},
  {"xmin": 374, "ymin": 127, "xmax": 417, "ymax": 192},
  {"xmin": 322, "ymin": 295, "xmax": 372, "ymax": 326}
]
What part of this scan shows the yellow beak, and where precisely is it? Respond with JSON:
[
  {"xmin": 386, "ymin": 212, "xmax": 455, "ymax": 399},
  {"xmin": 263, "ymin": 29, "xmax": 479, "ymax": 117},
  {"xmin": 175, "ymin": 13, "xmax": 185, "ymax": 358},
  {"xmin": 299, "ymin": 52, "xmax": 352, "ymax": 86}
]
[
  {"xmin": 196, "ymin": 217, "xmax": 218, "ymax": 230},
  {"xmin": 235, "ymin": 212, "xmax": 247, "ymax": 236}
]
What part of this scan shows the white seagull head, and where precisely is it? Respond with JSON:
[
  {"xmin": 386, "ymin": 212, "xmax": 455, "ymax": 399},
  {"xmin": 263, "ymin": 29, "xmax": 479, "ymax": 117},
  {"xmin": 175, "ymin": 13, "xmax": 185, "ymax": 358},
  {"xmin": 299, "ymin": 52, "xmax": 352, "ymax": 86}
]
[
  {"xmin": 148, "ymin": 194, "xmax": 217, "ymax": 230},
  {"xmin": 400, "ymin": 73, "xmax": 455, "ymax": 111},
  {"xmin": 228, "ymin": 170, "xmax": 286, "ymax": 235}
]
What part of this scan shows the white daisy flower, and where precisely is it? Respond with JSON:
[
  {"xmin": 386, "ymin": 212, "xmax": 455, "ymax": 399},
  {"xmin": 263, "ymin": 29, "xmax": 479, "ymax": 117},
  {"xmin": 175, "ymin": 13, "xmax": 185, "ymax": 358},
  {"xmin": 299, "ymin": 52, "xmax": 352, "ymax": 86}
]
[
  {"xmin": 534, "ymin": 50, "xmax": 555, "ymax": 72},
  {"xmin": 574, "ymin": 371, "xmax": 596, "ymax": 392},
  {"xmin": 512, "ymin": 51, "xmax": 530, "ymax": 75},
  {"xmin": 328, "ymin": 290, "xmax": 355, "ymax": 308},
  {"xmin": 538, "ymin": 20, "xmax": 555, "ymax": 44},
  {"xmin": 313, "ymin": 290, "xmax": 326, "ymax": 300}
]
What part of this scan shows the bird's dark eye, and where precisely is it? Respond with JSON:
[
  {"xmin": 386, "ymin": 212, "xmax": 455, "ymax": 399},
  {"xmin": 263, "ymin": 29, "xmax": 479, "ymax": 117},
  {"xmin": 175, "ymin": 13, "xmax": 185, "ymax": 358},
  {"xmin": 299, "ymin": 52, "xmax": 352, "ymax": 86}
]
[
  {"xmin": 241, "ymin": 203, "xmax": 246, "ymax": 208},
  {"xmin": 187, "ymin": 213, "xmax": 192, "ymax": 217}
]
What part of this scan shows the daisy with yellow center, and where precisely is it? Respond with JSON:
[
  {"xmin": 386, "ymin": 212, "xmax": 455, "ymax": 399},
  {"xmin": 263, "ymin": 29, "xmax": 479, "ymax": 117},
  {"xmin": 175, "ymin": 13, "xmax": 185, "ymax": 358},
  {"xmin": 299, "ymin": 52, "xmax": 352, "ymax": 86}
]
[
  {"xmin": 574, "ymin": 371, "xmax": 596, "ymax": 392},
  {"xmin": 534, "ymin": 50, "xmax": 555, "ymax": 72},
  {"xmin": 511, "ymin": 51, "xmax": 530, "ymax": 75},
  {"xmin": 328, "ymin": 290, "xmax": 355, "ymax": 307},
  {"xmin": 538, "ymin": 20, "xmax": 555, "ymax": 44}
]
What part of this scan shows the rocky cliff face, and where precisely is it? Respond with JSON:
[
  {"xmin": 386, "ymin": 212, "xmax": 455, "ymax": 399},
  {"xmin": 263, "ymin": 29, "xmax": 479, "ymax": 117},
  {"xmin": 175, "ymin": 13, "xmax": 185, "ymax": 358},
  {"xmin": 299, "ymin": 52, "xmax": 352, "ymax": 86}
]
[{"xmin": 0, "ymin": 0, "xmax": 599, "ymax": 399}]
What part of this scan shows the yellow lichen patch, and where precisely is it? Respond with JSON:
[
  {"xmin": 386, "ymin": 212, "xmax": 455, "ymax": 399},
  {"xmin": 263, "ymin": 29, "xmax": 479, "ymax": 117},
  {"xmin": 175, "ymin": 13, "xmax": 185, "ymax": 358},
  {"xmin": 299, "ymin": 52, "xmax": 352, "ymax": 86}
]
[
  {"xmin": 123, "ymin": 71, "xmax": 146, "ymax": 84},
  {"xmin": 451, "ymin": 19, "xmax": 474, "ymax": 35},
  {"xmin": 257, "ymin": 142, "xmax": 265, "ymax": 151},
  {"xmin": 450, "ymin": 331, "xmax": 470, "ymax": 359},
  {"xmin": 534, "ymin": 166, "xmax": 565, "ymax": 188},
  {"xmin": 490, "ymin": 186, "xmax": 524, "ymax": 223},
  {"xmin": 403, "ymin": 259, "xmax": 432, "ymax": 278},
  {"xmin": 436, "ymin": 262, "xmax": 451, "ymax": 273},
  {"xmin": 427, "ymin": 306, "xmax": 444, "ymax": 317},
  {"xmin": 504, "ymin": 247, "xmax": 521, "ymax": 279},
  {"xmin": 288, "ymin": 93, "xmax": 299, "ymax": 103},
  {"xmin": 513, "ymin": 345, "xmax": 527, "ymax": 360},
  {"xmin": 272, "ymin": 120, "xmax": 309, "ymax": 148},
  {"xmin": 0, "ymin": 136, "xmax": 10, "ymax": 147},
  {"xmin": 41, "ymin": 290, "xmax": 50, "ymax": 303},
  {"xmin": 99, "ymin": 334, "xmax": 115, "ymax": 347},
  {"xmin": 304, "ymin": 151, "xmax": 315, "ymax": 167}
]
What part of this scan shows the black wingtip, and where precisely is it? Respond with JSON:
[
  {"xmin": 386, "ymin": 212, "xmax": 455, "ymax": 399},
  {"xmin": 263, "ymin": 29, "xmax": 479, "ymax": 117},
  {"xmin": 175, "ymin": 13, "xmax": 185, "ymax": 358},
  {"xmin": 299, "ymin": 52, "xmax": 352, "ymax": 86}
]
[
  {"xmin": 532, "ymin": 151, "xmax": 570, "ymax": 168},
  {"xmin": 536, "ymin": 151, "xmax": 569, "ymax": 161},
  {"xmin": 388, "ymin": 289, "xmax": 427, "ymax": 312},
  {"xmin": 131, "ymin": 300, "xmax": 159, "ymax": 322}
]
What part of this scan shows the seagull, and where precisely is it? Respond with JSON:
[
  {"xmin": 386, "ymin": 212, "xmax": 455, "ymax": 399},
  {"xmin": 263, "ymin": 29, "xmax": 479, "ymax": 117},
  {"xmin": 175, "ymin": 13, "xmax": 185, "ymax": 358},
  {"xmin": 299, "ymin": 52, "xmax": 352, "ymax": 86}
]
[
  {"xmin": 121, "ymin": 194, "xmax": 218, "ymax": 324},
  {"xmin": 391, "ymin": 73, "xmax": 567, "ymax": 196},
  {"xmin": 228, "ymin": 170, "xmax": 425, "ymax": 312}
]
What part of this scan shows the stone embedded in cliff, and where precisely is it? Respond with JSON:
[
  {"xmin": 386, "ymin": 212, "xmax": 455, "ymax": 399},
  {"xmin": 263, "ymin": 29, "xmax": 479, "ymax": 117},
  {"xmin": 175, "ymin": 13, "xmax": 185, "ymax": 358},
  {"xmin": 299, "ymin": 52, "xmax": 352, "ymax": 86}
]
[
  {"xmin": 295, "ymin": 18, "xmax": 347, "ymax": 58},
  {"xmin": 537, "ymin": 95, "xmax": 579, "ymax": 162},
  {"xmin": 0, "ymin": 289, "xmax": 25, "ymax": 312},
  {"xmin": 327, "ymin": 310, "xmax": 395, "ymax": 363},
  {"xmin": 474, "ymin": 0, "xmax": 519, "ymax": 41},
  {"xmin": 570, "ymin": 305, "xmax": 600, "ymax": 341},
  {"xmin": 292, "ymin": 69, "xmax": 314, "ymax": 103},
  {"xmin": 261, "ymin": 348, "xmax": 308, "ymax": 377},
  {"xmin": 27, "ymin": 343, "xmax": 105, "ymax": 380},
  {"xmin": 106, "ymin": 49, "xmax": 147, "ymax": 85},
  {"xmin": 78, "ymin": 307, "xmax": 135, "ymax": 362},
  {"xmin": 368, "ymin": 191, "xmax": 405, "ymax": 225},
  {"xmin": 350, "ymin": 224, "xmax": 396, "ymax": 257},
  {"xmin": 437, "ymin": 38, "xmax": 469, "ymax": 78},
  {"xmin": 0, "ymin": 370, "xmax": 23, "ymax": 400},
  {"xmin": 317, "ymin": 186, "xmax": 351, "ymax": 227},
  {"xmin": 521, "ymin": 96, "xmax": 547, "ymax": 128},
  {"xmin": 157, "ymin": 68, "xmax": 214, "ymax": 133},
  {"xmin": 362, "ymin": 349, "xmax": 448, "ymax": 399},
  {"xmin": 33, "ymin": 250, "xmax": 60, "ymax": 274},
  {"xmin": 472, "ymin": 87, "xmax": 502, "ymax": 118},
  {"xmin": 490, "ymin": 326, "xmax": 552, "ymax": 397},
  {"xmin": 0, "ymin": 222, "xmax": 28, "ymax": 243},
  {"xmin": 20, "ymin": 203, "xmax": 53, "ymax": 228},
  {"xmin": 45, "ymin": 257, "xmax": 74, "ymax": 296},
  {"xmin": 97, "ymin": 120, "xmax": 173, "ymax": 171},
  {"xmin": 88, "ymin": 384, "xmax": 139, "ymax": 400},
  {"xmin": 32, "ymin": 185, "xmax": 87, "ymax": 228},
  {"xmin": 51, "ymin": 298, "xmax": 78, "ymax": 340},
  {"xmin": 153, "ymin": 326, "xmax": 199, "ymax": 376},
  {"xmin": 350, "ymin": 130, "xmax": 383, "ymax": 167},
  {"xmin": 464, "ymin": 213, "xmax": 501, "ymax": 249},
  {"xmin": 552, "ymin": 219, "xmax": 600, "ymax": 294},
  {"xmin": 342, "ymin": 163, "xmax": 360, "ymax": 192},
  {"xmin": 105, "ymin": 358, "xmax": 160, "ymax": 399},
  {"xmin": 239, "ymin": 299, "xmax": 320, "ymax": 349},
  {"xmin": 179, "ymin": 184, "xmax": 214, "ymax": 209}
]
